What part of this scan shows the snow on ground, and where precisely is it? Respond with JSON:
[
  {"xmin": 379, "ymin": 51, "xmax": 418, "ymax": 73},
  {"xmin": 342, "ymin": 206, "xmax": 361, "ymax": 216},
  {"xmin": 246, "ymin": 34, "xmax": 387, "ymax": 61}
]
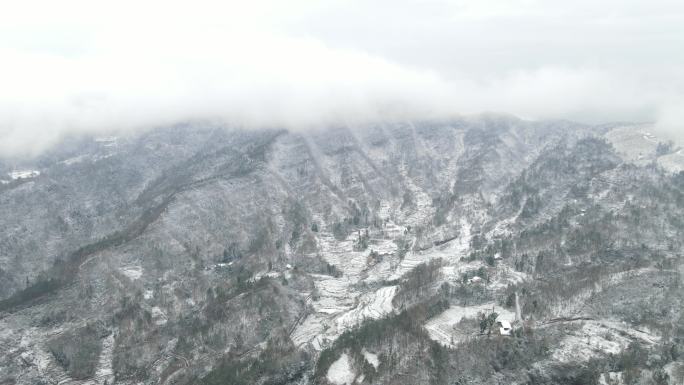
[
  {"xmin": 294, "ymin": 214, "xmax": 486, "ymax": 350},
  {"xmin": 93, "ymin": 153, "xmax": 115, "ymax": 162},
  {"xmin": 390, "ymin": 218, "xmax": 471, "ymax": 280},
  {"xmin": 293, "ymin": 283, "xmax": 397, "ymax": 350},
  {"xmin": 395, "ymin": 164, "xmax": 434, "ymax": 228},
  {"xmin": 552, "ymin": 322, "xmax": 627, "ymax": 361},
  {"xmin": 603, "ymin": 124, "xmax": 684, "ymax": 173},
  {"xmin": 598, "ymin": 371, "xmax": 625, "ymax": 385},
  {"xmin": 642, "ymin": 132, "xmax": 658, "ymax": 143},
  {"xmin": 361, "ymin": 349, "xmax": 379, "ymax": 369},
  {"xmin": 6, "ymin": 323, "xmax": 121, "ymax": 385},
  {"xmin": 61, "ymin": 155, "xmax": 88, "ymax": 166},
  {"xmin": 425, "ymin": 303, "xmax": 516, "ymax": 347},
  {"xmin": 120, "ymin": 265, "xmax": 143, "ymax": 280},
  {"xmin": 327, "ymin": 353, "xmax": 356, "ymax": 385},
  {"xmin": 487, "ymin": 264, "xmax": 530, "ymax": 290},
  {"xmin": 550, "ymin": 320, "xmax": 660, "ymax": 363},
  {"xmin": 89, "ymin": 333, "xmax": 115, "ymax": 385},
  {"xmin": 664, "ymin": 361, "xmax": 684, "ymax": 384},
  {"xmin": 293, "ymin": 221, "xmax": 406, "ymax": 350},
  {"xmin": 291, "ymin": 314, "xmax": 327, "ymax": 350},
  {"xmin": 94, "ymin": 136, "xmax": 118, "ymax": 147},
  {"xmin": 310, "ymin": 275, "xmax": 359, "ymax": 315},
  {"xmin": 316, "ymin": 233, "xmax": 369, "ymax": 281},
  {"xmin": 541, "ymin": 268, "xmax": 667, "ymax": 318},
  {"xmin": 334, "ymin": 286, "xmax": 397, "ymax": 331},
  {"xmin": 143, "ymin": 289, "xmax": 154, "ymax": 300},
  {"xmin": 151, "ymin": 307, "xmax": 168, "ymax": 326},
  {"xmin": 376, "ymin": 200, "xmax": 392, "ymax": 221},
  {"xmin": 658, "ymin": 150, "xmax": 684, "ymax": 173},
  {"xmin": 604, "ymin": 268, "xmax": 658, "ymax": 286},
  {"xmin": 293, "ymin": 198, "xmax": 524, "ymax": 352},
  {"xmin": 605, "ymin": 125, "xmax": 658, "ymax": 165},
  {"xmin": 440, "ymin": 260, "xmax": 483, "ymax": 283},
  {"xmin": 251, "ymin": 270, "xmax": 282, "ymax": 281},
  {"xmin": 8, "ymin": 170, "xmax": 40, "ymax": 180}
]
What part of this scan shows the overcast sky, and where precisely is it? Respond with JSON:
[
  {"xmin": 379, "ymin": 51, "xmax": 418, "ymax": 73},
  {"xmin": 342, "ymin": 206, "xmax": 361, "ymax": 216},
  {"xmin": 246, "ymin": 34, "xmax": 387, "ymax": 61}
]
[{"xmin": 1, "ymin": 0, "xmax": 683, "ymax": 157}]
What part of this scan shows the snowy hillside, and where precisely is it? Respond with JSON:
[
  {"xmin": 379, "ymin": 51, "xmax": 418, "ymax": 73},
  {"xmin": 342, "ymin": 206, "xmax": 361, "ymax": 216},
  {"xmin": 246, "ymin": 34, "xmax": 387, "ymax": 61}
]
[{"xmin": 0, "ymin": 116, "xmax": 682, "ymax": 385}]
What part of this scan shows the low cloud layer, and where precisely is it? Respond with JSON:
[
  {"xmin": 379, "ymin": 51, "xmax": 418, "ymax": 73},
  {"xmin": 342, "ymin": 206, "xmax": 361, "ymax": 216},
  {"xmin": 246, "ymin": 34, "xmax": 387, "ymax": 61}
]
[{"xmin": 1, "ymin": 0, "xmax": 683, "ymax": 157}]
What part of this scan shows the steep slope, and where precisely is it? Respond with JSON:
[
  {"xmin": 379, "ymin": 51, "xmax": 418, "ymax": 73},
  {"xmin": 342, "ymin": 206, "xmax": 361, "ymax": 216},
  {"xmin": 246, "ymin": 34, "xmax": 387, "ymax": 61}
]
[{"xmin": 0, "ymin": 117, "xmax": 682, "ymax": 385}]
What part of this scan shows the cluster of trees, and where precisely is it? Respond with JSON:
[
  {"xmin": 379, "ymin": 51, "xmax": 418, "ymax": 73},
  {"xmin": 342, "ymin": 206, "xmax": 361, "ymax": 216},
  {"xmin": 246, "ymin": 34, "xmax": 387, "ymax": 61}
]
[
  {"xmin": 393, "ymin": 259, "xmax": 444, "ymax": 307},
  {"xmin": 478, "ymin": 312, "xmax": 499, "ymax": 336},
  {"xmin": 47, "ymin": 322, "xmax": 109, "ymax": 379},
  {"xmin": 655, "ymin": 140, "xmax": 675, "ymax": 157},
  {"xmin": 354, "ymin": 229, "xmax": 370, "ymax": 251},
  {"xmin": 461, "ymin": 266, "xmax": 490, "ymax": 285},
  {"xmin": 201, "ymin": 329, "xmax": 309, "ymax": 385},
  {"xmin": 1, "ymin": 193, "xmax": 174, "ymax": 313},
  {"xmin": 314, "ymin": 297, "xmax": 449, "ymax": 384}
]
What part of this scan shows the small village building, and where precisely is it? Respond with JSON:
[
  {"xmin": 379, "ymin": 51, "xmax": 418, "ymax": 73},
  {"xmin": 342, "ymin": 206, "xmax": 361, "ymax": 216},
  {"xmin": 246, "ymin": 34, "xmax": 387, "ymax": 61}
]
[
  {"xmin": 468, "ymin": 276, "xmax": 483, "ymax": 284},
  {"xmin": 497, "ymin": 320, "xmax": 512, "ymax": 336}
]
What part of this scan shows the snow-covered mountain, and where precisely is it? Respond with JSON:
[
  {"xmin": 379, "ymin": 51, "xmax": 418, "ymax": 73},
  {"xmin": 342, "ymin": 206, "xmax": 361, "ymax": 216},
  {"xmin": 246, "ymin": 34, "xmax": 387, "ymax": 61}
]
[{"xmin": 1, "ymin": 115, "xmax": 682, "ymax": 385}]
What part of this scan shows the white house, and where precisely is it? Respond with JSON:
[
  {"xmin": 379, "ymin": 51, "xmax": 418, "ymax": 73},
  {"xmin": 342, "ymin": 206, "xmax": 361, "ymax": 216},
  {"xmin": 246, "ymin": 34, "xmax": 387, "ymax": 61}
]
[
  {"xmin": 468, "ymin": 276, "xmax": 484, "ymax": 284},
  {"xmin": 497, "ymin": 320, "xmax": 512, "ymax": 336}
]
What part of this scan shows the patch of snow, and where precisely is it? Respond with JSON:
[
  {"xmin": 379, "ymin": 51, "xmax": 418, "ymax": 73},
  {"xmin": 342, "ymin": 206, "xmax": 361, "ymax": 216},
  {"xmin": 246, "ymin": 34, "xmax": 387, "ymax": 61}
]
[
  {"xmin": 120, "ymin": 265, "xmax": 143, "ymax": 280},
  {"xmin": 94, "ymin": 136, "xmax": 118, "ymax": 147},
  {"xmin": 361, "ymin": 349, "xmax": 379, "ymax": 369},
  {"xmin": 295, "ymin": 215, "xmax": 480, "ymax": 350},
  {"xmin": 251, "ymin": 271, "xmax": 281, "ymax": 281},
  {"xmin": 488, "ymin": 263, "xmax": 530, "ymax": 290},
  {"xmin": 334, "ymin": 285, "xmax": 397, "ymax": 331},
  {"xmin": 605, "ymin": 268, "xmax": 657, "ymax": 286},
  {"xmin": 550, "ymin": 320, "xmax": 660, "ymax": 363},
  {"xmin": 291, "ymin": 314, "xmax": 327, "ymax": 349},
  {"xmin": 327, "ymin": 353, "xmax": 356, "ymax": 385},
  {"xmin": 94, "ymin": 333, "xmax": 115, "ymax": 384},
  {"xmin": 395, "ymin": 164, "xmax": 435, "ymax": 227},
  {"xmin": 390, "ymin": 218, "xmax": 471, "ymax": 280},
  {"xmin": 151, "ymin": 306, "xmax": 168, "ymax": 326},
  {"xmin": 8, "ymin": 170, "xmax": 40, "ymax": 180},
  {"xmin": 598, "ymin": 371, "xmax": 624, "ymax": 385},
  {"xmin": 605, "ymin": 125, "xmax": 658, "ymax": 165},
  {"xmin": 94, "ymin": 136, "xmax": 117, "ymax": 142},
  {"xmin": 93, "ymin": 153, "xmax": 115, "ymax": 162},
  {"xmin": 664, "ymin": 361, "xmax": 684, "ymax": 384},
  {"xmin": 61, "ymin": 155, "xmax": 88, "ymax": 165},
  {"xmin": 658, "ymin": 151, "xmax": 684, "ymax": 173},
  {"xmin": 425, "ymin": 303, "xmax": 515, "ymax": 347},
  {"xmin": 20, "ymin": 351, "xmax": 34, "ymax": 364},
  {"xmin": 32, "ymin": 347, "xmax": 55, "ymax": 377}
]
